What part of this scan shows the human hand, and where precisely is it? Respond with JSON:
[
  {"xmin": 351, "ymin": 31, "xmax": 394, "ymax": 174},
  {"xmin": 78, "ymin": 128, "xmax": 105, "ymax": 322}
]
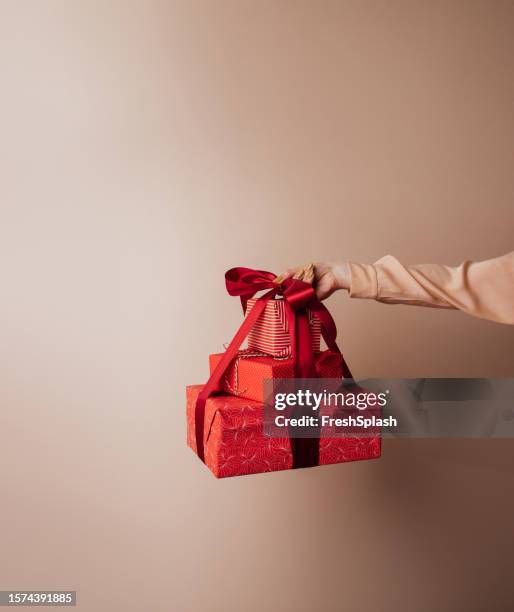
[{"xmin": 274, "ymin": 262, "xmax": 350, "ymax": 301}]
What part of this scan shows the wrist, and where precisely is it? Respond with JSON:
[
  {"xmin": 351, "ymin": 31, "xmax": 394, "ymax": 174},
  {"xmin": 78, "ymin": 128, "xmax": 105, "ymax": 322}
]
[{"xmin": 332, "ymin": 262, "xmax": 350, "ymax": 291}]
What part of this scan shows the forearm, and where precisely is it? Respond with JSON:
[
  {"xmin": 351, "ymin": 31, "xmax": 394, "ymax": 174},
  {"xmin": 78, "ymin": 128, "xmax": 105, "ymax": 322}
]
[{"xmin": 346, "ymin": 252, "xmax": 514, "ymax": 324}]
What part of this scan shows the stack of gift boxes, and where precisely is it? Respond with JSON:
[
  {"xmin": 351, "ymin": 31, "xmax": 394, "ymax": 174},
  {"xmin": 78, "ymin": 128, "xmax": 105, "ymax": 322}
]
[{"xmin": 187, "ymin": 297, "xmax": 381, "ymax": 478}]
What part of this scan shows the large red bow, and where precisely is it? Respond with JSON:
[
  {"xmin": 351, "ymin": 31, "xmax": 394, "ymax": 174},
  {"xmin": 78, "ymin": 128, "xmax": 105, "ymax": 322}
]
[{"xmin": 194, "ymin": 267, "xmax": 352, "ymax": 465}]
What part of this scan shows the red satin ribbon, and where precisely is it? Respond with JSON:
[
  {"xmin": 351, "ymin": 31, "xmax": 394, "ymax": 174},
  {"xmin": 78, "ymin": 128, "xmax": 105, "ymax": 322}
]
[{"xmin": 195, "ymin": 267, "xmax": 353, "ymax": 465}]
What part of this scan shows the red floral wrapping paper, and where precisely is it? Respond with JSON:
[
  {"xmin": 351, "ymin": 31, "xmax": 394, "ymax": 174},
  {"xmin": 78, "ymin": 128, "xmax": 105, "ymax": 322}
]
[
  {"xmin": 209, "ymin": 349, "xmax": 344, "ymax": 403},
  {"xmin": 246, "ymin": 297, "xmax": 321, "ymax": 357},
  {"xmin": 187, "ymin": 385, "xmax": 382, "ymax": 478}
]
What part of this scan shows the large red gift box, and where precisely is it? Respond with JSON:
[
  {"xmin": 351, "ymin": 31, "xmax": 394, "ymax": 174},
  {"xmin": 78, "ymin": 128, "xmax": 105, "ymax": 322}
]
[
  {"xmin": 246, "ymin": 297, "xmax": 321, "ymax": 357},
  {"xmin": 187, "ymin": 385, "xmax": 381, "ymax": 478},
  {"xmin": 209, "ymin": 349, "xmax": 344, "ymax": 403}
]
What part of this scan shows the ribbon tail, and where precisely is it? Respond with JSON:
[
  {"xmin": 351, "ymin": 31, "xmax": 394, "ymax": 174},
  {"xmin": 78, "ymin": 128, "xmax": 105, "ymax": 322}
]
[
  {"xmin": 295, "ymin": 310, "xmax": 316, "ymax": 378},
  {"xmin": 309, "ymin": 302, "xmax": 354, "ymax": 380},
  {"xmin": 195, "ymin": 291, "xmax": 274, "ymax": 462}
]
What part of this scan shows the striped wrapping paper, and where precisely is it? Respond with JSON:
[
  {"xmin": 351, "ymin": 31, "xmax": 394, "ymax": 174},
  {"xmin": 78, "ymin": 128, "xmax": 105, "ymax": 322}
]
[{"xmin": 245, "ymin": 297, "xmax": 321, "ymax": 357}]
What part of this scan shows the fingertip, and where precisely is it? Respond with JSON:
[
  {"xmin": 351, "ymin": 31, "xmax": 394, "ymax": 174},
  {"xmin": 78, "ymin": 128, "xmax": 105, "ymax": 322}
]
[
  {"xmin": 275, "ymin": 268, "xmax": 296, "ymax": 283},
  {"xmin": 303, "ymin": 266, "xmax": 314, "ymax": 284}
]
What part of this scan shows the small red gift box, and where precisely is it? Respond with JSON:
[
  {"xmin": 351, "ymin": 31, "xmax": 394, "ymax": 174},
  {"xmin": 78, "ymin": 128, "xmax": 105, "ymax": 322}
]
[
  {"xmin": 187, "ymin": 385, "xmax": 381, "ymax": 478},
  {"xmin": 246, "ymin": 297, "xmax": 321, "ymax": 357},
  {"xmin": 209, "ymin": 349, "xmax": 344, "ymax": 403}
]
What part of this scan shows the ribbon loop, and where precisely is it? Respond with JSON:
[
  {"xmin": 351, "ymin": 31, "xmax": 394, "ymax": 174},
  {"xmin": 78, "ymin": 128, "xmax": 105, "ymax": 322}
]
[{"xmin": 225, "ymin": 267, "xmax": 278, "ymax": 312}]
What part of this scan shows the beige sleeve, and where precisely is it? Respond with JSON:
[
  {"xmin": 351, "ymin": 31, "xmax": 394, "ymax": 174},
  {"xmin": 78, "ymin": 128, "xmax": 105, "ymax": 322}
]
[{"xmin": 347, "ymin": 252, "xmax": 514, "ymax": 325}]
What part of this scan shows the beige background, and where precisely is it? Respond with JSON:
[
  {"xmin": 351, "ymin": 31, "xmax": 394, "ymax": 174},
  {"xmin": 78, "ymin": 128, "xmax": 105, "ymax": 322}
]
[{"xmin": 1, "ymin": 1, "xmax": 513, "ymax": 611}]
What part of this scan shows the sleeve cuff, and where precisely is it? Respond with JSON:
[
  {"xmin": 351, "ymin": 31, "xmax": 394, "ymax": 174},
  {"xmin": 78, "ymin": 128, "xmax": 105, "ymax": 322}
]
[{"xmin": 348, "ymin": 262, "xmax": 378, "ymax": 299}]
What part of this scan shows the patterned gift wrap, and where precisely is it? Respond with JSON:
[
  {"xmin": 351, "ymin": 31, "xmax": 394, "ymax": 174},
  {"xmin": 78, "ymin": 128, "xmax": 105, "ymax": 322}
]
[
  {"xmin": 246, "ymin": 297, "xmax": 321, "ymax": 357},
  {"xmin": 186, "ymin": 385, "xmax": 381, "ymax": 478},
  {"xmin": 209, "ymin": 349, "xmax": 345, "ymax": 403}
]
